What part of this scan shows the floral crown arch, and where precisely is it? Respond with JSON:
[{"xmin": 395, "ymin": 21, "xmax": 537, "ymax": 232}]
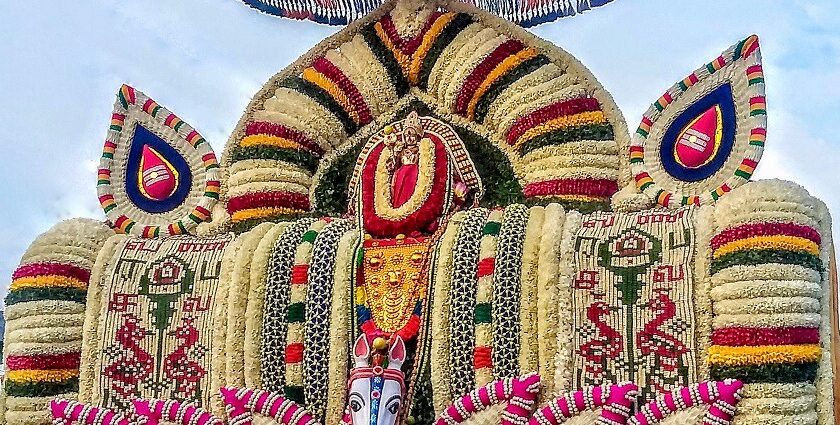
[{"xmin": 216, "ymin": 0, "xmax": 632, "ymax": 234}]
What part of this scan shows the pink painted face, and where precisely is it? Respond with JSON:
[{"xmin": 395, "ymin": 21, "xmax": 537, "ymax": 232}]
[
  {"xmin": 138, "ymin": 144, "xmax": 179, "ymax": 200},
  {"xmin": 674, "ymin": 105, "xmax": 723, "ymax": 169},
  {"xmin": 344, "ymin": 335, "xmax": 407, "ymax": 425}
]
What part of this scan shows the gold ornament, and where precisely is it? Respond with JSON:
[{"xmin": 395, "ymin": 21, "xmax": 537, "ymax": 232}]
[{"xmin": 361, "ymin": 237, "xmax": 431, "ymax": 333}]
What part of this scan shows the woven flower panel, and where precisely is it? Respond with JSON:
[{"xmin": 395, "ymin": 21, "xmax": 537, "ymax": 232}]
[
  {"xmin": 222, "ymin": 0, "xmax": 627, "ymax": 232},
  {"xmin": 629, "ymin": 35, "xmax": 765, "ymax": 208},
  {"xmin": 79, "ymin": 235, "xmax": 233, "ymax": 411},
  {"xmin": 564, "ymin": 208, "xmax": 701, "ymax": 402},
  {"xmin": 2, "ymin": 219, "xmax": 112, "ymax": 425},
  {"xmin": 98, "ymin": 85, "xmax": 220, "ymax": 237},
  {"xmin": 708, "ymin": 179, "xmax": 834, "ymax": 424}
]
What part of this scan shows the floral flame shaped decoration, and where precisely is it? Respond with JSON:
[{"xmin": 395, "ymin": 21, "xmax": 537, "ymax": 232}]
[
  {"xmin": 629, "ymin": 35, "xmax": 765, "ymax": 207},
  {"xmin": 98, "ymin": 84, "xmax": 220, "ymax": 237}
]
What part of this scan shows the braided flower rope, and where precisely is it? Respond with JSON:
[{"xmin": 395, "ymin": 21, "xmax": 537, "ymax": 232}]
[
  {"xmin": 435, "ymin": 373, "xmax": 541, "ymax": 425},
  {"xmin": 221, "ymin": 387, "xmax": 317, "ymax": 425},
  {"xmin": 132, "ymin": 398, "xmax": 224, "ymax": 425},
  {"xmin": 529, "ymin": 382, "xmax": 638, "ymax": 425}
]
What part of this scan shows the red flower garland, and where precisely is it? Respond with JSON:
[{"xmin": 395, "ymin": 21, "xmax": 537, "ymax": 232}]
[
  {"xmin": 245, "ymin": 121, "xmax": 325, "ymax": 157},
  {"xmin": 13, "ymin": 263, "xmax": 91, "ymax": 282},
  {"xmin": 711, "ymin": 326, "xmax": 820, "ymax": 346},
  {"xmin": 455, "ymin": 40, "xmax": 526, "ymax": 116},
  {"xmin": 227, "ymin": 191, "xmax": 311, "ymax": 214},
  {"xmin": 711, "ymin": 222, "xmax": 821, "ymax": 250},
  {"xmin": 523, "ymin": 178, "xmax": 618, "ymax": 198},
  {"xmin": 312, "ymin": 57, "xmax": 373, "ymax": 126}
]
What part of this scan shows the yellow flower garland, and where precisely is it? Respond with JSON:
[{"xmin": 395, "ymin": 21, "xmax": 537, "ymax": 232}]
[
  {"xmin": 230, "ymin": 207, "xmax": 308, "ymax": 222},
  {"xmin": 324, "ymin": 48, "xmax": 382, "ymax": 117},
  {"xmin": 9, "ymin": 275, "xmax": 87, "ymax": 291},
  {"xmin": 442, "ymin": 33, "xmax": 507, "ymax": 110},
  {"xmin": 374, "ymin": 22, "xmax": 411, "ymax": 74},
  {"xmin": 467, "ymin": 48, "xmax": 539, "ymax": 120},
  {"xmin": 239, "ymin": 134, "xmax": 309, "ymax": 151},
  {"xmin": 6, "ymin": 369, "xmax": 77, "ymax": 383},
  {"xmin": 514, "ymin": 111, "xmax": 607, "ymax": 148},
  {"xmin": 302, "ymin": 67, "xmax": 361, "ymax": 125},
  {"xmin": 426, "ymin": 23, "xmax": 482, "ymax": 100},
  {"xmin": 492, "ymin": 69, "xmax": 574, "ymax": 135},
  {"xmin": 708, "ymin": 345, "xmax": 823, "ymax": 367},
  {"xmin": 408, "ymin": 13, "xmax": 457, "ymax": 85},
  {"xmin": 713, "ymin": 235, "xmax": 819, "ymax": 258}
]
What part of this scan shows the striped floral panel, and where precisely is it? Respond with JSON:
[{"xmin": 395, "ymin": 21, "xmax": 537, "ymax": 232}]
[
  {"xmin": 3, "ymin": 219, "xmax": 112, "ymax": 425},
  {"xmin": 260, "ymin": 218, "xmax": 319, "ymax": 394},
  {"xmin": 708, "ymin": 180, "xmax": 832, "ymax": 423}
]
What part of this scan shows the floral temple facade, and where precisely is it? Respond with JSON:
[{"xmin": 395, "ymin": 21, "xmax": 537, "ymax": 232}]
[{"xmin": 2, "ymin": 1, "xmax": 836, "ymax": 424}]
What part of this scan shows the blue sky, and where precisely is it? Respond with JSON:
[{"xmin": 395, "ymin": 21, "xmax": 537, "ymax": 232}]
[{"xmin": 0, "ymin": 1, "xmax": 838, "ymax": 303}]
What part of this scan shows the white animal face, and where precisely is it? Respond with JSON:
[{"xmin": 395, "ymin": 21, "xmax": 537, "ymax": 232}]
[
  {"xmin": 347, "ymin": 375, "xmax": 372, "ymax": 425},
  {"xmin": 346, "ymin": 335, "xmax": 407, "ymax": 425}
]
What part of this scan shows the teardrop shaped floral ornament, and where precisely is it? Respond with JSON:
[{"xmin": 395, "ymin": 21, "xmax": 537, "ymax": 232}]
[
  {"xmin": 629, "ymin": 35, "xmax": 765, "ymax": 208},
  {"xmin": 97, "ymin": 84, "xmax": 220, "ymax": 237}
]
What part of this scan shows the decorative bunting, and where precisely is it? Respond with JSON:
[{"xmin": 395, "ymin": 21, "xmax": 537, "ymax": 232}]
[{"xmin": 237, "ymin": 0, "xmax": 618, "ymax": 27}]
